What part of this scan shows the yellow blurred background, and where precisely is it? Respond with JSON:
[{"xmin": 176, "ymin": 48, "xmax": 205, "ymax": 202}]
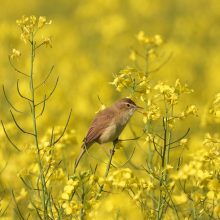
[{"xmin": 1, "ymin": 0, "xmax": 220, "ymax": 126}]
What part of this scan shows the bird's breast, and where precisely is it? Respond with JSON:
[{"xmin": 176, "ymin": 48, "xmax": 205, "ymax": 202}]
[
  {"xmin": 97, "ymin": 111, "xmax": 133, "ymax": 144},
  {"xmin": 97, "ymin": 122, "xmax": 116, "ymax": 144}
]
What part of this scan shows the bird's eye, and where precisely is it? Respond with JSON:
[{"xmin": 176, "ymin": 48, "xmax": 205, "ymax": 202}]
[{"xmin": 127, "ymin": 103, "xmax": 131, "ymax": 107}]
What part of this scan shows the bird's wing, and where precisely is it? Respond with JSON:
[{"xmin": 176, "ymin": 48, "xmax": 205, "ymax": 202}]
[{"xmin": 84, "ymin": 107, "xmax": 115, "ymax": 146}]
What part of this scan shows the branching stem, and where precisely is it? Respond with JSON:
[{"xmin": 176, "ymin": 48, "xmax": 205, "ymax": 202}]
[
  {"xmin": 29, "ymin": 34, "xmax": 49, "ymax": 219},
  {"xmin": 96, "ymin": 140, "xmax": 117, "ymax": 198}
]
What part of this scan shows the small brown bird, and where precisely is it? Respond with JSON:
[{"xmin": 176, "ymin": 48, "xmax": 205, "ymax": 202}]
[{"xmin": 74, "ymin": 98, "xmax": 142, "ymax": 172}]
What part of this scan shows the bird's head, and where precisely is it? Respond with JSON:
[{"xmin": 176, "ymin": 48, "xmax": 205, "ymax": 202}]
[{"xmin": 115, "ymin": 98, "xmax": 143, "ymax": 116}]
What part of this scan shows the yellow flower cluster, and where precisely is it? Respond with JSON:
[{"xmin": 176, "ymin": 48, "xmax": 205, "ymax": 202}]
[
  {"xmin": 58, "ymin": 169, "xmax": 154, "ymax": 218},
  {"xmin": 16, "ymin": 15, "xmax": 52, "ymax": 43},
  {"xmin": 165, "ymin": 104, "xmax": 198, "ymax": 129},
  {"xmin": 62, "ymin": 201, "xmax": 82, "ymax": 216},
  {"xmin": 175, "ymin": 79, "xmax": 194, "ymax": 95},
  {"xmin": 154, "ymin": 79, "xmax": 194, "ymax": 105},
  {"xmin": 209, "ymin": 93, "xmax": 220, "ymax": 122},
  {"xmin": 141, "ymin": 80, "xmax": 196, "ymax": 125},
  {"xmin": 10, "ymin": 48, "xmax": 21, "ymax": 59},
  {"xmin": 182, "ymin": 105, "xmax": 198, "ymax": 117},
  {"xmin": 59, "ymin": 171, "xmax": 102, "ymax": 218},
  {"xmin": 143, "ymin": 103, "xmax": 161, "ymax": 123},
  {"xmin": 60, "ymin": 178, "xmax": 81, "ymax": 216},
  {"xmin": 61, "ymin": 178, "xmax": 79, "ymax": 200},
  {"xmin": 15, "ymin": 188, "xmax": 28, "ymax": 201},
  {"xmin": 171, "ymin": 133, "xmax": 220, "ymax": 218},
  {"xmin": 106, "ymin": 168, "xmax": 152, "ymax": 199},
  {"xmin": 172, "ymin": 192, "xmax": 188, "ymax": 205},
  {"xmin": 128, "ymin": 32, "xmax": 163, "ymax": 62},
  {"xmin": 16, "ymin": 126, "xmax": 77, "ymax": 209},
  {"xmin": 43, "ymin": 127, "xmax": 77, "ymax": 149},
  {"xmin": 108, "ymin": 32, "xmax": 206, "ymax": 218},
  {"xmin": 172, "ymin": 160, "xmax": 211, "ymax": 180},
  {"xmin": 107, "ymin": 168, "xmax": 134, "ymax": 188},
  {"xmin": 136, "ymin": 31, "xmax": 163, "ymax": 46},
  {"xmin": 111, "ymin": 58, "xmax": 197, "ymax": 127},
  {"xmin": 111, "ymin": 67, "xmax": 146, "ymax": 92}
]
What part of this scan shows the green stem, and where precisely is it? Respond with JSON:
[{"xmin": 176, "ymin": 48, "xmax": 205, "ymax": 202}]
[
  {"xmin": 96, "ymin": 140, "xmax": 117, "ymax": 198},
  {"xmin": 157, "ymin": 98, "xmax": 169, "ymax": 220},
  {"xmin": 166, "ymin": 105, "xmax": 173, "ymax": 165},
  {"xmin": 80, "ymin": 184, "xmax": 85, "ymax": 220},
  {"xmin": 29, "ymin": 34, "xmax": 48, "ymax": 219}
]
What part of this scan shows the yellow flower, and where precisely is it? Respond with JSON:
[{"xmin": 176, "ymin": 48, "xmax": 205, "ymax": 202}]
[
  {"xmin": 123, "ymin": 171, "xmax": 132, "ymax": 179},
  {"xmin": 216, "ymin": 110, "xmax": 220, "ymax": 117},
  {"xmin": 16, "ymin": 188, "xmax": 27, "ymax": 201},
  {"xmin": 61, "ymin": 192, "xmax": 69, "ymax": 200},
  {"xmin": 95, "ymin": 104, "xmax": 106, "ymax": 113},
  {"xmin": 175, "ymin": 79, "xmax": 193, "ymax": 94},
  {"xmin": 153, "ymin": 34, "xmax": 163, "ymax": 46},
  {"xmin": 140, "ymin": 178, "xmax": 150, "ymax": 189},
  {"xmin": 62, "ymin": 203, "xmax": 72, "ymax": 215},
  {"xmin": 208, "ymin": 178, "xmax": 220, "ymax": 191},
  {"xmin": 213, "ymin": 93, "xmax": 220, "ymax": 105},
  {"xmin": 38, "ymin": 16, "xmax": 47, "ymax": 28},
  {"xmin": 172, "ymin": 193, "xmax": 188, "ymax": 205},
  {"xmin": 154, "ymin": 82, "xmax": 174, "ymax": 94},
  {"xmin": 145, "ymin": 133, "xmax": 154, "ymax": 143},
  {"xmin": 207, "ymin": 191, "xmax": 215, "ymax": 200},
  {"xmin": 185, "ymin": 105, "xmax": 198, "ymax": 116},
  {"xmin": 180, "ymin": 138, "xmax": 188, "ymax": 146},
  {"xmin": 42, "ymin": 36, "xmax": 52, "ymax": 48},
  {"xmin": 165, "ymin": 164, "xmax": 173, "ymax": 170},
  {"xmin": 191, "ymin": 191, "xmax": 205, "ymax": 202},
  {"xmin": 136, "ymin": 31, "xmax": 150, "ymax": 44},
  {"xmin": 64, "ymin": 185, "xmax": 74, "ymax": 194},
  {"xmin": 143, "ymin": 104, "xmax": 161, "ymax": 122},
  {"xmin": 116, "ymin": 180, "xmax": 126, "ymax": 188},
  {"xmin": 129, "ymin": 50, "xmax": 136, "ymax": 61},
  {"xmin": 110, "ymin": 67, "xmax": 139, "ymax": 92},
  {"xmin": 147, "ymin": 48, "xmax": 156, "ymax": 60},
  {"xmin": 214, "ymin": 205, "xmax": 220, "ymax": 217},
  {"xmin": 16, "ymin": 15, "xmax": 29, "ymax": 26},
  {"xmin": 10, "ymin": 48, "xmax": 21, "ymax": 59},
  {"xmin": 136, "ymin": 31, "xmax": 145, "ymax": 42},
  {"xmin": 133, "ymin": 190, "xmax": 142, "ymax": 200},
  {"xmin": 30, "ymin": 15, "xmax": 37, "ymax": 25},
  {"xmin": 168, "ymin": 117, "xmax": 176, "ymax": 129},
  {"xmin": 209, "ymin": 93, "xmax": 220, "ymax": 120}
]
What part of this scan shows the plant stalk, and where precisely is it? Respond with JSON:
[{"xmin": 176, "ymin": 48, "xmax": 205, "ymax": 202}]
[{"xmin": 29, "ymin": 34, "xmax": 49, "ymax": 219}]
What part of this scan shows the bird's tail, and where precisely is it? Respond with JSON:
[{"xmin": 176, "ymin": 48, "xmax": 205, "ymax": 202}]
[{"xmin": 73, "ymin": 144, "xmax": 87, "ymax": 173}]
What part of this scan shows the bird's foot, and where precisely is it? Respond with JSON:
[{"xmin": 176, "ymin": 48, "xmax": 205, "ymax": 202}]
[{"xmin": 113, "ymin": 138, "xmax": 119, "ymax": 146}]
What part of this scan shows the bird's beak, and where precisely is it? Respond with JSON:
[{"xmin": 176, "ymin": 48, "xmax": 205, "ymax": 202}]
[
  {"xmin": 134, "ymin": 105, "xmax": 144, "ymax": 114},
  {"xmin": 135, "ymin": 105, "xmax": 143, "ymax": 110}
]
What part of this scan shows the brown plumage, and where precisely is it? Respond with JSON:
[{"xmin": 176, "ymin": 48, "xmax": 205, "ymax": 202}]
[
  {"xmin": 74, "ymin": 98, "xmax": 141, "ymax": 172},
  {"xmin": 84, "ymin": 107, "xmax": 116, "ymax": 146}
]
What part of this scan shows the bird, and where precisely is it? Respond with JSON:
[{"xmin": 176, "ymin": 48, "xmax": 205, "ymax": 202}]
[{"xmin": 74, "ymin": 98, "xmax": 142, "ymax": 172}]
